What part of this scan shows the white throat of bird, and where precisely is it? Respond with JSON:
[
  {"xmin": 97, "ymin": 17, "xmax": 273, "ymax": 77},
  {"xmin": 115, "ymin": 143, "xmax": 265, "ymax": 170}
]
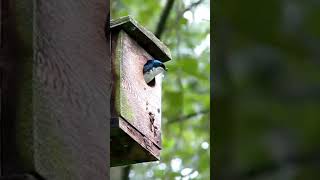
[{"xmin": 144, "ymin": 67, "xmax": 166, "ymax": 84}]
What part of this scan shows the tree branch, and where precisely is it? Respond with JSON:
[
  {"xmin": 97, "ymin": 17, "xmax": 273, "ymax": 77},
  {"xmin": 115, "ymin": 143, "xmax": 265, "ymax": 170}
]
[
  {"xmin": 181, "ymin": 0, "xmax": 205, "ymax": 14},
  {"xmin": 155, "ymin": 0, "xmax": 205, "ymax": 39},
  {"xmin": 168, "ymin": 109, "xmax": 209, "ymax": 124},
  {"xmin": 163, "ymin": 0, "xmax": 206, "ymax": 40},
  {"xmin": 155, "ymin": 0, "xmax": 175, "ymax": 39}
]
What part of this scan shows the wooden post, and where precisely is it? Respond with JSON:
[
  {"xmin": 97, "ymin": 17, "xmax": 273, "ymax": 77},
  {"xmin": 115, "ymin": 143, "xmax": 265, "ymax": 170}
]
[{"xmin": 0, "ymin": 0, "xmax": 110, "ymax": 179}]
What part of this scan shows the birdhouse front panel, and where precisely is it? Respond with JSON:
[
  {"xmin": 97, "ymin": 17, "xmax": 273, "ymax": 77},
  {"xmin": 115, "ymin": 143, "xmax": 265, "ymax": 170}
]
[
  {"xmin": 114, "ymin": 30, "xmax": 162, "ymax": 148},
  {"xmin": 110, "ymin": 16, "xmax": 171, "ymax": 166}
]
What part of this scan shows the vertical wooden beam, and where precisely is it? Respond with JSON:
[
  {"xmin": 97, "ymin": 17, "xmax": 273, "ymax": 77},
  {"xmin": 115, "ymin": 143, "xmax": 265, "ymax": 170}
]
[
  {"xmin": 1, "ymin": 0, "xmax": 110, "ymax": 179},
  {"xmin": 0, "ymin": 0, "xmax": 2, "ymax": 47},
  {"xmin": 0, "ymin": 0, "xmax": 1, "ymax": 170}
]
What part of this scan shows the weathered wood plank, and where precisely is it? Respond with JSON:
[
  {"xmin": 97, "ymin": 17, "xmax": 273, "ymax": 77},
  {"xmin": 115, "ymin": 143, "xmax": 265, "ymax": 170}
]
[
  {"xmin": 0, "ymin": 68, "xmax": 2, "ymax": 173},
  {"xmin": 0, "ymin": 0, "xmax": 1, "ymax": 44},
  {"xmin": 111, "ymin": 28, "xmax": 163, "ymax": 166},
  {"xmin": 110, "ymin": 15, "xmax": 172, "ymax": 166},
  {"xmin": 119, "ymin": 31, "xmax": 162, "ymax": 148},
  {"xmin": 110, "ymin": 117, "xmax": 159, "ymax": 167},
  {"xmin": 34, "ymin": 1, "xmax": 110, "ymax": 179},
  {"xmin": 1, "ymin": 0, "xmax": 110, "ymax": 179},
  {"xmin": 118, "ymin": 117, "xmax": 160, "ymax": 158}
]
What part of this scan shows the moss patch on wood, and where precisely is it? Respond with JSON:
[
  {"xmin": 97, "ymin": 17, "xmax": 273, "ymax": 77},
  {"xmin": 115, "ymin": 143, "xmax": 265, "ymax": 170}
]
[
  {"xmin": 114, "ymin": 31, "xmax": 135, "ymax": 122},
  {"xmin": 120, "ymin": 93, "xmax": 134, "ymax": 122}
]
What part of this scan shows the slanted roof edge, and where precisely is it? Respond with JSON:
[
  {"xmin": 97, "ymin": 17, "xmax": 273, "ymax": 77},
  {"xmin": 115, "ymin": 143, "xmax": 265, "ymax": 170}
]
[{"xmin": 111, "ymin": 16, "xmax": 172, "ymax": 62}]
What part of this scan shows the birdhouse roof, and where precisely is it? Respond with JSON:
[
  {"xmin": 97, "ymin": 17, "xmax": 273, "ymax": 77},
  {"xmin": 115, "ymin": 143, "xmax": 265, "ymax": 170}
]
[{"xmin": 110, "ymin": 16, "xmax": 172, "ymax": 62}]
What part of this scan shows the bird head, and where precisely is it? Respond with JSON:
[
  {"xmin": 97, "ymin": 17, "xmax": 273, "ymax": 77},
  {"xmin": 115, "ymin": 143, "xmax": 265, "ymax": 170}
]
[
  {"xmin": 143, "ymin": 60, "xmax": 167, "ymax": 73},
  {"xmin": 143, "ymin": 59, "xmax": 167, "ymax": 84}
]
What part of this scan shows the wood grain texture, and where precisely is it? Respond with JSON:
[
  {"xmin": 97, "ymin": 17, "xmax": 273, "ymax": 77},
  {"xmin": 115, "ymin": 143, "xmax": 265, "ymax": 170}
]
[
  {"xmin": 34, "ymin": 0, "xmax": 110, "ymax": 179},
  {"xmin": 111, "ymin": 29, "xmax": 162, "ymax": 166},
  {"xmin": 0, "ymin": 0, "xmax": 110, "ymax": 179},
  {"xmin": 110, "ymin": 117, "xmax": 159, "ymax": 167},
  {"xmin": 110, "ymin": 16, "xmax": 173, "ymax": 166},
  {"xmin": 119, "ymin": 31, "xmax": 162, "ymax": 148},
  {"xmin": 118, "ymin": 117, "xmax": 160, "ymax": 158}
]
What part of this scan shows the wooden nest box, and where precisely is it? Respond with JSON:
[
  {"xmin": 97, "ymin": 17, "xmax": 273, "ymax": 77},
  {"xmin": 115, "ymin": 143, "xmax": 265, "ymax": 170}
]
[{"xmin": 110, "ymin": 16, "xmax": 172, "ymax": 166}]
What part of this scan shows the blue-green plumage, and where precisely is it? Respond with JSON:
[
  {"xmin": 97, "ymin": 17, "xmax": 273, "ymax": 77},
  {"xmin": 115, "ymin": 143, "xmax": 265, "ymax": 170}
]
[{"xmin": 143, "ymin": 60, "xmax": 167, "ymax": 83}]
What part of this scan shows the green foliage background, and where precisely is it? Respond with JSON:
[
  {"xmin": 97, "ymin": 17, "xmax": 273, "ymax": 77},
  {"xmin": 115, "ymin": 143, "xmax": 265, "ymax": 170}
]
[
  {"xmin": 214, "ymin": 1, "xmax": 320, "ymax": 179},
  {"xmin": 111, "ymin": 0, "xmax": 210, "ymax": 179}
]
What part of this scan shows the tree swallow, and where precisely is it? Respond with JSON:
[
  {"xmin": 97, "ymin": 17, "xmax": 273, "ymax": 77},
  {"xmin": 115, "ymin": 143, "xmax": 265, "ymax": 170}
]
[{"xmin": 143, "ymin": 60, "xmax": 167, "ymax": 84}]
